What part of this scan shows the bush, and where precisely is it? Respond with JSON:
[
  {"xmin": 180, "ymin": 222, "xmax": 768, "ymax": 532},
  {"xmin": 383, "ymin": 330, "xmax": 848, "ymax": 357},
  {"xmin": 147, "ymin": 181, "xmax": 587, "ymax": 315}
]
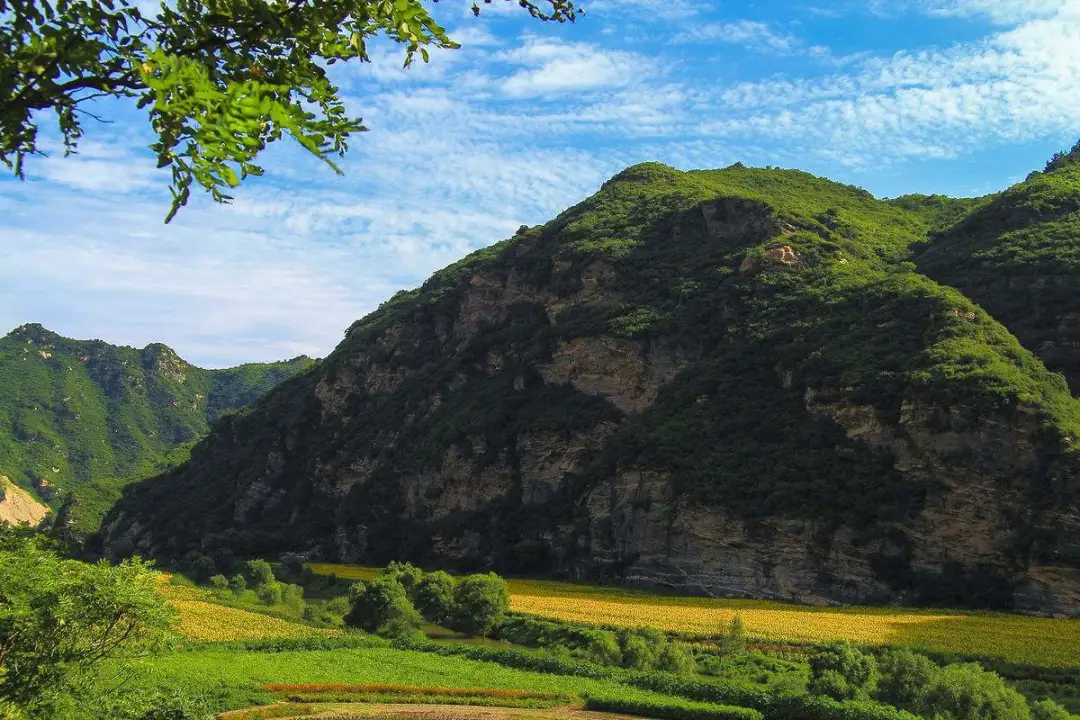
[
  {"xmin": 875, "ymin": 648, "xmax": 938, "ymax": 712},
  {"xmin": 228, "ymin": 573, "xmax": 246, "ymax": 594},
  {"xmin": 719, "ymin": 616, "xmax": 747, "ymax": 657},
  {"xmin": 384, "ymin": 560, "xmax": 424, "ymax": 591},
  {"xmin": 579, "ymin": 629, "xmax": 623, "ymax": 666},
  {"xmin": 450, "ymin": 572, "xmax": 509, "ymax": 636},
  {"xmin": 256, "ymin": 581, "xmax": 283, "ymax": 606},
  {"xmin": 345, "ymin": 575, "xmax": 422, "ymax": 639},
  {"xmin": 209, "ymin": 574, "xmax": 229, "ymax": 591},
  {"xmin": 281, "ymin": 582, "xmax": 305, "ymax": 614},
  {"xmin": 657, "ymin": 642, "xmax": 699, "ymax": 675},
  {"xmin": 413, "ymin": 570, "xmax": 456, "ymax": 624},
  {"xmin": 923, "ymin": 663, "xmax": 1031, "ymax": 720},
  {"xmin": 246, "ymin": 558, "xmax": 275, "ymax": 587},
  {"xmin": 1031, "ymin": 699, "xmax": 1073, "ymax": 720},
  {"xmin": 809, "ymin": 642, "xmax": 880, "ymax": 701},
  {"xmin": 618, "ymin": 629, "xmax": 659, "ymax": 670},
  {"xmin": 585, "ymin": 694, "xmax": 763, "ymax": 720}
]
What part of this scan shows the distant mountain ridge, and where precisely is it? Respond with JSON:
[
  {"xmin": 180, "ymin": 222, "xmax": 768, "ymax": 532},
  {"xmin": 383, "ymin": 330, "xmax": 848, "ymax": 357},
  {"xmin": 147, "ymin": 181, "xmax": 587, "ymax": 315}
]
[
  {"xmin": 103, "ymin": 148, "xmax": 1080, "ymax": 616},
  {"xmin": 0, "ymin": 323, "xmax": 315, "ymax": 536}
]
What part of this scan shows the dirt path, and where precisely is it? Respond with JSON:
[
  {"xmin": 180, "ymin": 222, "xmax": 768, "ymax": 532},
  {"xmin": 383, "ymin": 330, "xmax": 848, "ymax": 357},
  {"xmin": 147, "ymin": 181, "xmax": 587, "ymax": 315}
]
[{"xmin": 220, "ymin": 702, "xmax": 636, "ymax": 720}]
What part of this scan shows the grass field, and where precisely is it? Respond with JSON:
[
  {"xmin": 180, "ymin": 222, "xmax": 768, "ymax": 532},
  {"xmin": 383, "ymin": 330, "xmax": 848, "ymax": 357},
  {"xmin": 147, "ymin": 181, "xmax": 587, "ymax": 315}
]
[
  {"xmin": 306, "ymin": 564, "xmax": 1080, "ymax": 668},
  {"xmin": 105, "ymin": 644, "xmax": 669, "ymax": 715},
  {"xmin": 157, "ymin": 576, "xmax": 338, "ymax": 642}
]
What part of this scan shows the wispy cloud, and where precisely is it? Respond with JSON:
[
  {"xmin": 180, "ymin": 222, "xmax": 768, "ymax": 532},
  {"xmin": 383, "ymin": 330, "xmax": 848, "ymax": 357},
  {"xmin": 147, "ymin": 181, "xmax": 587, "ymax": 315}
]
[{"xmin": 680, "ymin": 20, "xmax": 800, "ymax": 53}]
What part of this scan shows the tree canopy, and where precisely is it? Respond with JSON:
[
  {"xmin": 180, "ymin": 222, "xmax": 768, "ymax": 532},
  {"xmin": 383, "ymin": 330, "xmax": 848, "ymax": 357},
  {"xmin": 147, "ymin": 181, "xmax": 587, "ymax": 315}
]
[{"xmin": 2, "ymin": 0, "xmax": 580, "ymax": 222}]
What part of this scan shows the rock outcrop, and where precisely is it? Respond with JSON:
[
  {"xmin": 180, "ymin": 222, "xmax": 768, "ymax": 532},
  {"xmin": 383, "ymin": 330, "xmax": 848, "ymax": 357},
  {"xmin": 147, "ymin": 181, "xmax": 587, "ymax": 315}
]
[{"xmin": 102, "ymin": 161, "xmax": 1080, "ymax": 616}]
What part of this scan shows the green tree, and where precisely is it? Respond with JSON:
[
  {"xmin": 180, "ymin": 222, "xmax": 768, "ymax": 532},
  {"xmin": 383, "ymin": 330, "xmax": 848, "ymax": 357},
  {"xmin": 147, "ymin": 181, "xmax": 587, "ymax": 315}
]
[
  {"xmin": 719, "ymin": 615, "xmax": 746, "ymax": 656},
  {"xmin": 808, "ymin": 642, "xmax": 880, "ymax": 701},
  {"xmin": 875, "ymin": 648, "xmax": 939, "ymax": 713},
  {"xmin": 655, "ymin": 642, "xmax": 698, "ymax": 675},
  {"xmin": 383, "ymin": 560, "xmax": 424, "ymax": 592},
  {"xmin": 617, "ymin": 629, "xmax": 658, "ymax": 670},
  {"xmin": 1031, "ymin": 699, "xmax": 1073, "ymax": 720},
  {"xmin": 413, "ymin": 570, "xmax": 455, "ymax": 624},
  {"xmin": 0, "ymin": 528, "xmax": 176, "ymax": 717},
  {"xmin": 2, "ymin": 0, "xmax": 579, "ymax": 223},
  {"xmin": 450, "ymin": 572, "xmax": 509, "ymax": 637},
  {"xmin": 209, "ymin": 573, "xmax": 229, "ymax": 590},
  {"xmin": 923, "ymin": 663, "xmax": 1031, "ymax": 720},
  {"xmin": 245, "ymin": 558, "xmax": 275, "ymax": 586},
  {"xmin": 255, "ymin": 580, "xmax": 282, "ymax": 605},
  {"xmin": 344, "ymin": 575, "xmax": 421, "ymax": 639},
  {"xmin": 228, "ymin": 573, "xmax": 246, "ymax": 594}
]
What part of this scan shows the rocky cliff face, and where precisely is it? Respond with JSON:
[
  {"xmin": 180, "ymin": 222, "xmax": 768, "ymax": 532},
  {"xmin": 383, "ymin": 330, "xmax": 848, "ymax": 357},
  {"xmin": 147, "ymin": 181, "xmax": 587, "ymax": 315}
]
[{"xmin": 102, "ymin": 161, "xmax": 1080, "ymax": 616}]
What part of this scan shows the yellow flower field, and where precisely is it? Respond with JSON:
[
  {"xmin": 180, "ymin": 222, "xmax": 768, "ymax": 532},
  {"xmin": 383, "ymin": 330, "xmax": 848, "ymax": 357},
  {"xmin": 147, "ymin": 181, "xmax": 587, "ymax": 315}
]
[
  {"xmin": 156, "ymin": 575, "xmax": 338, "ymax": 642},
  {"xmin": 308, "ymin": 563, "xmax": 1080, "ymax": 668}
]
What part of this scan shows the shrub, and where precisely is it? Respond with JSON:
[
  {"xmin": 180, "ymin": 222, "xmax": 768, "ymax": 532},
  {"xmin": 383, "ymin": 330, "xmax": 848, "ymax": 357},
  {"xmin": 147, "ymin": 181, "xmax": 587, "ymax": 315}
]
[
  {"xmin": 345, "ymin": 575, "xmax": 422, "ymax": 639},
  {"xmin": 657, "ymin": 642, "xmax": 699, "ymax": 675},
  {"xmin": 209, "ymin": 574, "xmax": 229, "ymax": 591},
  {"xmin": 228, "ymin": 573, "xmax": 246, "ymax": 594},
  {"xmin": 384, "ymin": 560, "xmax": 424, "ymax": 591},
  {"xmin": 585, "ymin": 694, "xmax": 763, "ymax": 720},
  {"xmin": 809, "ymin": 642, "xmax": 880, "ymax": 701},
  {"xmin": 579, "ymin": 629, "xmax": 623, "ymax": 666},
  {"xmin": 719, "ymin": 616, "xmax": 747, "ymax": 656},
  {"xmin": 450, "ymin": 572, "xmax": 509, "ymax": 636},
  {"xmin": 256, "ymin": 581, "xmax": 283, "ymax": 606},
  {"xmin": 1031, "ymin": 699, "xmax": 1072, "ymax": 720},
  {"xmin": 246, "ymin": 558, "xmax": 275, "ymax": 587},
  {"xmin": 875, "ymin": 648, "xmax": 938, "ymax": 712},
  {"xmin": 281, "ymin": 582, "xmax": 305, "ymax": 614},
  {"xmin": 923, "ymin": 663, "xmax": 1031, "ymax": 720},
  {"xmin": 413, "ymin": 570, "xmax": 456, "ymax": 624},
  {"xmin": 618, "ymin": 629, "xmax": 658, "ymax": 670}
]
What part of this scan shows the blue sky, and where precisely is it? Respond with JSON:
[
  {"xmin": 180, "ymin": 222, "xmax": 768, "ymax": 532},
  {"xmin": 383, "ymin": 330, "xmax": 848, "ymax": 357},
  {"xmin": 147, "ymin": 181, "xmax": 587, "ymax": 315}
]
[{"xmin": 2, "ymin": 0, "xmax": 1079, "ymax": 367}]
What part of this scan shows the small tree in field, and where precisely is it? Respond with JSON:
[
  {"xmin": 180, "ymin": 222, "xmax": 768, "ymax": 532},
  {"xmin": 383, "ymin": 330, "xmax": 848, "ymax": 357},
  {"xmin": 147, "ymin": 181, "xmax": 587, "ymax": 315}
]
[
  {"xmin": 228, "ymin": 573, "xmax": 247, "ymax": 594},
  {"xmin": 413, "ymin": 570, "xmax": 456, "ymax": 624},
  {"xmin": 450, "ymin": 572, "xmax": 509, "ymax": 637},
  {"xmin": 344, "ymin": 575, "xmax": 421, "ymax": 639},
  {"xmin": 719, "ymin": 615, "xmax": 746, "ymax": 656},
  {"xmin": 809, "ymin": 642, "xmax": 880, "ymax": 700}
]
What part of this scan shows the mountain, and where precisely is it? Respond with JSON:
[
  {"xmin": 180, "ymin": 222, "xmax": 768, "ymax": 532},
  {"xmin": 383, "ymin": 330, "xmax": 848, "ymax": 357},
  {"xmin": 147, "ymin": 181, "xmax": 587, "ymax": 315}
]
[
  {"xmin": 101, "ymin": 159, "xmax": 1080, "ymax": 616},
  {"xmin": 0, "ymin": 323, "xmax": 316, "ymax": 536},
  {"xmin": 0, "ymin": 475, "xmax": 48, "ymax": 526}
]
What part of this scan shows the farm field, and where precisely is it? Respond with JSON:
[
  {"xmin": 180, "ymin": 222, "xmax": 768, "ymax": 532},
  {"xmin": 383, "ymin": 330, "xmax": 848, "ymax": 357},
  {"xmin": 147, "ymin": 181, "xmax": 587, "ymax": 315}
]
[
  {"xmin": 105, "ymin": 644, "xmax": 669, "ymax": 716},
  {"xmin": 307, "ymin": 564, "xmax": 1080, "ymax": 668},
  {"xmin": 157, "ymin": 576, "xmax": 339, "ymax": 642}
]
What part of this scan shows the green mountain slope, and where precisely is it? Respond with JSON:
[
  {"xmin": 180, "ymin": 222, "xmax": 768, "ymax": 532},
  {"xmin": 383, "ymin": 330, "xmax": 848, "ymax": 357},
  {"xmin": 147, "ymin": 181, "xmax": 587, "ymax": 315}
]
[
  {"xmin": 917, "ymin": 141, "xmax": 1080, "ymax": 392},
  {"xmin": 102, "ymin": 158, "xmax": 1080, "ymax": 615},
  {"xmin": 0, "ymin": 323, "xmax": 315, "ymax": 536}
]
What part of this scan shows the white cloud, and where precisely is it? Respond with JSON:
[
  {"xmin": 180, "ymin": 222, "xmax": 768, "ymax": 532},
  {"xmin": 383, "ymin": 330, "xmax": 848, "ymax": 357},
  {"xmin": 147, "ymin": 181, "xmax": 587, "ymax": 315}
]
[
  {"xmin": 499, "ymin": 37, "xmax": 648, "ymax": 97},
  {"xmin": 920, "ymin": 0, "xmax": 1074, "ymax": 23},
  {"xmin": 680, "ymin": 20, "xmax": 798, "ymax": 53}
]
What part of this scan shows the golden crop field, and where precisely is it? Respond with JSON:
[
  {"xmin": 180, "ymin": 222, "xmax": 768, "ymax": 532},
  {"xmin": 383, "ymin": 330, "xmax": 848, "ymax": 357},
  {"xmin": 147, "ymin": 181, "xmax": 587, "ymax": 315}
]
[
  {"xmin": 308, "ymin": 563, "xmax": 1080, "ymax": 668},
  {"xmin": 156, "ymin": 575, "xmax": 338, "ymax": 642}
]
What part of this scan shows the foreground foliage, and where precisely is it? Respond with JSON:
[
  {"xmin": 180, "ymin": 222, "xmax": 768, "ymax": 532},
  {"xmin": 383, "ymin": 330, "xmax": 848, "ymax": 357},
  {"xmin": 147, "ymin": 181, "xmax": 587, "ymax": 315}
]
[
  {"xmin": 0, "ymin": 527, "xmax": 175, "ymax": 718},
  {"xmin": 2, "ymin": 0, "xmax": 578, "ymax": 222}
]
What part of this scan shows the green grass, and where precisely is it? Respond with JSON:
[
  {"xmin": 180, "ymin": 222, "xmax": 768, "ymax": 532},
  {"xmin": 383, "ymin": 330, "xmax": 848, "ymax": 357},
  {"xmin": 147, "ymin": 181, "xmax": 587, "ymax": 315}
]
[{"xmin": 100, "ymin": 644, "xmax": 675, "ymax": 716}]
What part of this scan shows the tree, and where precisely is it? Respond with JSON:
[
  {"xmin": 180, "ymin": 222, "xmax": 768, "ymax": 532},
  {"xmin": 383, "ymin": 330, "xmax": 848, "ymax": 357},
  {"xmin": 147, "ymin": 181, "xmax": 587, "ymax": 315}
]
[
  {"xmin": 2, "ymin": 0, "xmax": 580, "ymax": 223},
  {"xmin": 875, "ymin": 648, "xmax": 939, "ymax": 713},
  {"xmin": 228, "ymin": 573, "xmax": 246, "ymax": 594},
  {"xmin": 450, "ymin": 572, "xmax": 509, "ymax": 637},
  {"xmin": 245, "ymin": 558, "xmax": 275, "ymax": 587},
  {"xmin": 1031, "ymin": 699, "xmax": 1073, "ymax": 720},
  {"xmin": 209, "ymin": 573, "xmax": 229, "ymax": 590},
  {"xmin": 344, "ymin": 575, "xmax": 421, "ymax": 639},
  {"xmin": 655, "ymin": 642, "xmax": 697, "ymax": 675},
  {"xmin": 0, "ymin": 527, "xmax": 176, "ymax": 717},
  {"xmin": 718, "ymin": 615, "xmax": 746, "ymax": 657},
  {"xmin": 413, "ymin": 570, "xmax": 455, "ymax": 624},
  {"xmin": 923, "ymin": 663, "xmax": 1031, "ymax": 720},
  {"xmin": 383, "ymin": 560, "xmax": 424, "ymax": 592},
  {"xmin": 808, "ymin": 642, "xmax": 880, "ymax": 701}
]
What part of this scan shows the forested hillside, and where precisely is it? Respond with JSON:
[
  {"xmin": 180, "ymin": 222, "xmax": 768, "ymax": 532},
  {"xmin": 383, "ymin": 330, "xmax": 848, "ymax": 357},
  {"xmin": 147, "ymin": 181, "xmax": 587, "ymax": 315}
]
[
  {"xmin": 102, "ymin": 154, "xmax": 1080, "ymax": 616},
  {"xmin": 0, "ymin": 323, "xmax": 315, "ymax": 536}
]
